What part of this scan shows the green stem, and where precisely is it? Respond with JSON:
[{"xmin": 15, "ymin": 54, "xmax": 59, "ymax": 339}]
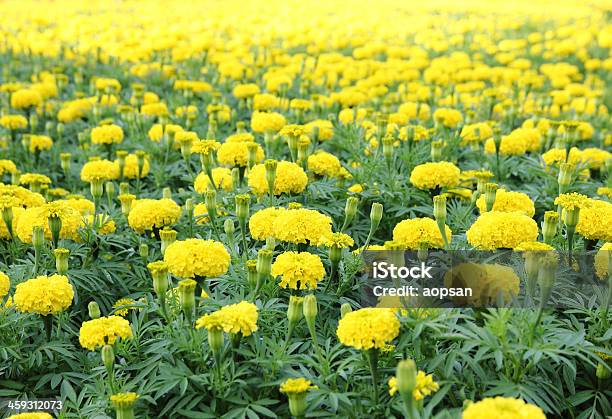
[{"xmin": 367, "ymin": 350, "xmax": 379, "ymax": 405}]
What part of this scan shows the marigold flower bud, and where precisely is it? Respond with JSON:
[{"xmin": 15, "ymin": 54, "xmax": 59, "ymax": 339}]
[
  {"xmin": 557, "ymin": 163, "xmax": 574, "ymax": 193},
  {"xmin": 596, "ymin": 363, "xmax": 611, "ymax": 380},
  {"xmin": 139, "ymin": 243, "xmax": 149, "ymax": 259},
  {"xmin": 231, "ymin": 167, "xmax": 240, "ymax": 190},
  {"xmin": 264, "ymin": 159, "xmax": 277, "ymax": 194},
  {"xmin": 184, "ymin": 198, "xmax": 194, "ymax": 216},
  {"xmin": 370, "ymin": 202, "xmax": 383, "ymax": 229},
  {"xmin": 224, "ymin": 219, "xmax": 235, "ymax": 236},
  {"xmin": 160, "ymin": 228, "xmax": 177, "ymax": 255},
  {"xmin": 303, "ymin": 294, "xmax": 318, "ymax": 331},
  {"xmin": 430, "ymin": 140, "xmax": 443, "ymax": 161},
  {"xmin": 56, "ymin": 122, "xmax": 65, "ymax": 136},
  {"xmin": 101, "ymin": 344, "xmax": 115, "ymax": 370},
  {"xmin": 88, "ymin": 301, "xmax": 101, "ymax": 319},
  {"xmin": 396, "ymin": 359, "xmax": 417, "ymax": 397},
  {"xmin": 105, "ymin": 181, "xmax": 115, "ymax": 200},
  {"xmin": 345, "ymin": 196, "xmax": 358, "ymax": 223},
  {"xmin": 118, "ymin": 193, "xmax": 135, "ymax": 215},
  {"xmin": 162, "ymin": 187, "xmax": 172, "ymax": 199},
  {"xmin": 54, "ymin": 248, "xmax": 69, "ymax": 275},
  {"xmin": 208, "ymin": 327, "xmax": 224, "ymax": 355},
  {"xmin": 32, "ymin": 225, "xmax": 45, "ymax": 249},
  {"xmin": 119, "ymin": 182, "xmax": 130, "ymax": 195},
  {"xmin": 2, "ymin": 206, "xmax": 13, "ymax": 238},
  {"xmin": 60, "ymin": 153, "xmax": 71, "ymax": 172},
  {"xmin": 287, "ymin": 295, "xmax": 304, "ymax": 330},
  {"xmin": 148, "ymin": 261, "xmax": 169, "ymax": 296},
  {"xmin": 542, "ymin": 211, "xmax": 558, "ymax": 244},
  {"xmin": 538, "ymin": 254, "xmax": 558, "ymax": 305},
  {"xmin": 246, "ymin": 259, "xmax": 258, "ymax": 289},
  {"xmin": 178, "ymin": 279, "xmax": 196, "ymax": 322},
  {"xmin": 90, "ymin": 178, "xmax": 104, "ymax": 199},
  {"xmin": 235, "ymin": 194, "xmax": 250, "ymax": 221},
  {"xmin": 205, "ymin": 189, "xmax": 217, "ymax": 219},
  {"xmin": 484, "ymin": 183, "xmax": 498, "ymax": 212},
  {"xmin": 257, "ymin": 248, "xmax": 273, "ymax": 277},
  {"xmin": 247, "ymin": 142, "xmax": 259, "ymax": 169},
  {"xmin": 340, "ymin": 303, "xmax": 352, "ymax": 318},
  {"xmin": 433, "ymin": 195, "xmax": 446, "ymax": 222},
  {"xmin": 382, "ymin": 135, "xmax": 394, "ymax": 159},
  {"xmin": 417, "ymin": 241, "xmax": 429, "ymax": 263},
  {"xmin": 563, "ymin": 207, "xmax": 580, "ymax": 228}
]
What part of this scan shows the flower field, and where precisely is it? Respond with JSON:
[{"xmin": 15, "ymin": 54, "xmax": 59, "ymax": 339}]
[{"xmin": 0, "ymin": 0, "xmax": 611, "ymax": 418}]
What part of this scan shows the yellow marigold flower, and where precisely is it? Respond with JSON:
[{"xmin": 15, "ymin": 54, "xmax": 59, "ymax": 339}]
[
  {"xmin": 164, "ymin": 238, "xmax": 230, "ymax": 278},
  {"xmin": 318, "ymin": 232, "xmax": 354, "ymax": 248},
  {"xmin": 554, "ymin": 192, "xmax": 590, "ymax": 211},
  {"xmin": 249, "ymin": 207, "xmax": 286, "ymax": 240},
  {"xmin": 393, "ymin": 218, "xmax": 451, "ymax": 249},
  {"xmin": 251, "ymin": 111, "xmax": 286, "ymax": 133},
  {"xmin": 0, "ymin": 184, "xmax": 45, "ymax": 208},
  {"xmin": 127, "ymin": 198, "xmax": 181, "ymax": 233},
  {"xmin": 444, "ymin": 263, "xmax": 520, "ymax": 306},
  {"xmin": 113, "ymin": 298, "xmax": 137, "ymax": 316},
  {"xmin": 13, "ymin": 274, "xmax": 74, "ymax": 315},
  {"xmin": 175, "ymin": 131, "xmax": 199, "ymax": 144},
  {"xmin": 463, "ymin": 397, "xmax": 546, "ymax": 419},
  {"xmin": 95, "ymin": 77, "xmax": 121, "ymax": 92},
  {"xmin": 233, "ymin": 83, "xmax": 260, "ymax": 99},
  {"xmin": 148, "ymin": 124, "xmax": 183, "ymax": 142},
  {"xmin": 27, "ymin": 134, "xmax": 52, "ymax": 153},
  {"xmin": 348, "ymin": 184, "xmax": 363, "ymax": 193},
  {"xmin": 80, "ymin": 159, "xmax": 119, "ymax": 183},
  {"xmin": 279, "ymin": 124, "xmax": 306, "ymax": 138},
  {"xmin": 307, "ymin": 151, "xmax": 342, "ymax": 177},
  {"xmin": 253, "ymin": 93, "xmax": 280, "ymax": 110},
  {"xmin": 484, "ymin": 135, "xmax": 528, "ymax": 156},
  {"xmin": 460, "ymin": 122, "xmax": 493, "ymax": 142},
  {"xmin": 476, "ymin": 189, "xmax": 535, "ymax": 217},
  {"xmin": 271, "ymin": 251, "xmax": 326, "ymax": 290},
  {"xmin": 15, "ymin": 202, "xmax": 82, "ymax": 243},
  {"xmin": 110, "ymin": 392, "xmax": 139, "ymax": 408},
  {"xmin": 191, "ymin": 139, "xmax": 221, "ymax": 155},
  {"xmin": 195, "ymin": 300, "xmax": 258, "ymax": 336},
  {"xmin": 388, "ymin": 371, "xmax": 439, "ymax": 400},
  {"xmin": 140, "ymin": 102, "xmax": 169, "ymax": 117},
  {"xmin": 0, "ymin": 160, "xmax": 17, "ymax": 176},
  {"xmin": 0, "ymin": 114, "xmax": 28, "ymax": 130},
  {"xmin": 410, "ymin": 162, "xmax": 460, "ymax": 190},
  {"xmin": 595, "ymin": 243, "xmax": 611, "ymax": 280},
  {"xmin": 467, "ymin": 211, "xmax": 539, "ymax": 250},
  {"xmin": 194, "ymin": 168, "xmax": 233, "ymax": 193},
  {"xmin": 580, "ymin": 147, "xmax": 611, "ymax": 170},
  {"xmin": 576, "ymin": 199, "xmax": 612, "ymax": 242},
  {"xmin": 11, "ymin": 88, "xmax": 42, "ymax": 109},
  {"xmin": 217, "ymin": 140, "xmax": 264, "ymax": 167},
  {"xmin": 272, "ymin": 207, "xmax": 333, "ymax": 245},
  {"xmin": 19, "ymin": 173, "xmax": 52, "ymax": 187},
  {"xmin": 541, "ymin": 147, "xmax": 583, "ymax": 167},
  {"xmin": 0, "ymin": 271, "xmax": 10, "ymax": 298},
  {"xmin": 79, "ymin": 315, "xmax": 133, "ymax": 351},
  {"xmin": 433, "ymin": 108, "xmax": 462, "ymax": 128},
  {"xmin": 336, "ymin": 307, "xmax": 400, "ymax": 350},
  {"xmin": 279, "ymin": 378, "xmax": 318, "ymax": 394},
  {"xmin": 304, "ymin": 119, "xmax": 334, "ymax": 140},
  {"xmin": 117, "ymin": 154, "xmax": 150, "ymax": 179},
  {"xmin": 248, "ymin": 161, "xmax": 308, "ymax": 196},
  {"xmin": 91, "ymin": 124, "xmax": 124, "ymax": 145},
  {"xmin": 338, "ymin": 108, "xmax": 367, "ymax": 125},
  {"xmin": 62, "ymin": 197, "xmax": 95, "ymax": 215}
]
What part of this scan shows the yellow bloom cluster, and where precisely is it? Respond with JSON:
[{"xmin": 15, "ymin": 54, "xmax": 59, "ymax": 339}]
[
  {"xmin": 80, "ymin": 159, "xmax": 120, "ymax": 183},
  {"xmin": 0, "ymin": 114, "xmax": 27, "ymax": 130},
  {"xmin": 271, "ymin": 251, "xmax": 326, "ymax": 290},
  {"xmin": 28, "ymin": 135, "xmax": 53, "ymax": 153},
  {"xmin": 476, "ymin": 189, "xmax": 535, "ymax": 217},
  {"xmin": 118, "ymin": 154, "xmax": 150, "ymax": 179},
  {"xmin": 595, "ymin": 243, "xmax": 611, "ymax": 280},
  {"xmin": 127, "ymin": 198, "xmax": 181, "ymax": 233},
  {"xmin": 433, "ymin": 108, "xmax": 462, "ymax": 128},
  {"xmin": 410, "ymin": 162, "xmax": 460, "ymax": 190},
  {"xmin": 195, "ymin": 301, "xmax": 259, "ymax": 336},
  {"xmin": 336, "ymin": 308, "xmax": 400, "ymax": 350},
  {"xmin": 271, "ymin": 207, "xmax": 333, "ymax": 245},
  {"xmin": 554, "ymin": 192, "xmax": 590, "ymax": 211},
  {"xmin": 393, "ymin": 218, "xmax": 451, "ymax": 249},
  {"xmin": 576, "ymin": 199, "xmax": 612, "ymax": 242},
  {"xmin": 248, "ymin": 161, "xmax": 308, "ymax": 196},
  {"xmin": 279, "ymin": 378, "xmax": 318, "ymax": 395},
  {"xmin": 15, "ymin": 201, "xmax": 83, "ymax": 242},
  {"xmin": 467, "ymin": 212, "xmax": 538, "ymax": 249},
  {"xmin": 11, "ymin": 88, "xmax": 42, "ymax": 109},
  {"xmin": 307, "ymin": 151, "xmax": 342, "ymax": 177},
  {"xmin": 251, "ymin": 111, "xmax": 286, "ymax": 133},
  {"xmin": 6, "ymin": 413, "xmax": 53, "ymax": 419},
  {"xmin": 79, "ymin": 315, "xmax": 133, "ymax": 350},
  {"xmin": 388, "ymin": 371, "xmax": 439, "ymax": 400},
  {"xmin": 0, "ymin": 184, "xmax": 45, "ymax": 207},
  {"xmin": 248, "ymin": 207, "xmax": 285, "ymax": 240},
  {"xmin": 13, "ymin": 274, "xmax": 74, "ymax": 315},
  {"xmin": 164, "ymin": 238, "xmax": 230, "ymax": 278},
  {"xmin": 217, "ymin": 137, "xmax": 265, "ymax": 167},
  {"xmin": 462, "ymin": 397, "xmax": 546, "ymax": 419},
  {"xmin": 318, "ymin": 232, "xmax": 354, "ymax": 248},
  {"xmin": 91, "ymin": 124, "xmax": 124, "ymax": 145}
]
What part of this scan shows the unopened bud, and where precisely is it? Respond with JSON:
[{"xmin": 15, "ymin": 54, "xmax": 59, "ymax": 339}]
[
  {"xmin": 340, "ymin": 303, "xmax": 352, "ymax": 318},
  {"xmin": 88, "ymin": 301, "xmax": 101, "ymax": 319},
  {"xmin": 54, "ymin": 248, "xmax": 69, "ymax": 274},
  {"xmin": 484, "ymin": 183, "xmax": 498, "ymax": 212},
  {"xmin": 396, "ymin": 359, "xmax": 417, "ymax": 398}
]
